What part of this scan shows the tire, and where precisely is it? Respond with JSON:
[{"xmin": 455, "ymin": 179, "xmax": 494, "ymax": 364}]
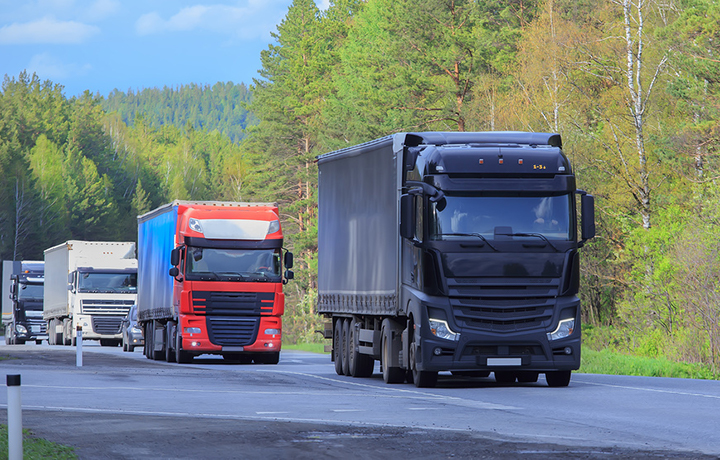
[
  {"xmin": 381, "ymin": 324, "xmax": 405, "ymax": 384},
  {"xmin": 410, "ymin": 329, "xmax": 437, "ymax": 388},
  {"xmin": 494, "ymin": 371, "xmax": 517, "ymax": 384},
  {"xmin": 122, "ymin": 336, "xmax": 129, "ymax": 352},
  {"xmin": 347, "ymin": 319, "xmax": 374, "ymax": 378},
  {"xmin": 333, "ymin": 318, "xmax": 344, "ymax": 376},
  {"xmin": 62, "ymin": 319, "xmax": 72, "ymax": 346},
  {"xmin": 256, "ymin": 352, "xmax": 280, "ymax": 365},
  {"xmin": 175, "ymin": 331, "xmax": 193, "ymax": 364},
  {"xmin": 5, "ymin": 326, "xmax": 14, "ymax": 345},
  {"xmin": 150, "ymin": 322, "xmax": 163, "ymax": 361},
  {"xmin": 143, "ymin": 323, "xmax": 151, "ymax": 358},
  {"xmin": 47, "ymin": 320, "xmax": 54, "ymax": 345},
  {"xmin": 165, "ymin": 323, "xmax": 176, "ymax": 363},
  {"xmin": 341, "ymin": 319, "xmax": 350, "ymax": 376},
  {"xmin": 35, "ymin": 340, "xmax": 42, "ymax": 345},
  {"xmin": 517, "ymin": 371, "xmax": 539, "ymax": 383},
  {"xmin": 15, "ymin": 338, "xmax": 25, "ymax": 345},
  {"xmin": 546, "ymin": 370, "xmax": 572, "ymax": 387}
]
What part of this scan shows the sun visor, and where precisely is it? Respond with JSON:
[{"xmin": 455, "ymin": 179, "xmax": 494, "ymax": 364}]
[{"xmin": 197, "ymin": 219, "xmax": 271, "ymax": 240}]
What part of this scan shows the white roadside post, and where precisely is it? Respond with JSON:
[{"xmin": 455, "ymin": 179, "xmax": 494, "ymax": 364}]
[
  {"xmin": 76, "ymin": 325, "xmax": 83, "ymax": 367},
  {"xmin": 7, "ymin": 374, "xmax": 22, "ymax": 460}
]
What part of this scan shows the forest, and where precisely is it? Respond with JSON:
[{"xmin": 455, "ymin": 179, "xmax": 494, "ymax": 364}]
[{"xmin": 1, "ymin": 0, "xmax": 719, "ymax": 370}]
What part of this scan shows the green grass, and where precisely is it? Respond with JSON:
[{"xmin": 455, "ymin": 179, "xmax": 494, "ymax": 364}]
[
  {"xmin": 282, "ymin": 342, "xmax": 329, "ymax": 354},
  {"xmin": 579, "ymin": 348, "xmax": 719, "ymax": 380},
  {"xmin": 0, "ymin": 425, "xmax": 76, "ymax": 459}
]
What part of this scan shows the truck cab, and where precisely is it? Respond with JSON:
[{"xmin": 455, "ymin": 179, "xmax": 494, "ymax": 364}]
[{"xmin": 4, "ymin": 261, "xmax": 46, "ymax": 345}]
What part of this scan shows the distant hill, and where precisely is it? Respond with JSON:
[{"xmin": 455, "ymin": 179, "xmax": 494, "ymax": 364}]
[{"xmin": 101, "ymin": 82, "xmax": 255, "ymax": 144}]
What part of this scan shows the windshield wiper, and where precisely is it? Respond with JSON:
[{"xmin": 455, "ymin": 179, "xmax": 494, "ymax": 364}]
[
  {"xmin": 498, "ymin": 232, "xmax": 560, "ymax": 252},
  {"xmin": 436, "ymin": 233, "xmax": 499, "ymax": 252}
]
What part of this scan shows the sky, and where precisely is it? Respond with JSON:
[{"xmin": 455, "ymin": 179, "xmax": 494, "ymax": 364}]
[{"xmin": 0, "ymin": 0, "xmax": 329, "ymax": 98}]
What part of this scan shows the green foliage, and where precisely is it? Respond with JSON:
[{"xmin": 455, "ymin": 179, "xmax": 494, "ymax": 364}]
[
  {"xmin": 580, "ymin": 348, "xmax": 719, "ymax": 380},
  {"xmin": 282, "ymin": 288, "xmax": 324, "ymax": 345},
  {"xmin": 0, "ymin": 425, "xmax": 77, "ymax": 459},
  {"xmin": 101, "ymin": 82, "xmax": 253, "ymax": 144}
]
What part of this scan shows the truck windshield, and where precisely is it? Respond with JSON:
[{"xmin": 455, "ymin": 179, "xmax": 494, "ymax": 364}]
[
  {"xmin": 17, "ymin": 282, "xmax": 43, "ymax": 301},
  {"xmin": 77, "ymin": 272, "xmax": 137, "ymax": 293},
  {"xmin": 429, "ymin": 194, "xmax": 572, "ymax": 241},
  {"xmin": 185, "ymin": 247, "xmax": 281, "ymax": 282}
]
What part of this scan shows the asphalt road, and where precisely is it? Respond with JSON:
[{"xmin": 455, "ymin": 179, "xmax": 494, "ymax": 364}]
[{"xmin": 1, "ymin": 341, "xmax": 719, "ymax": 459}]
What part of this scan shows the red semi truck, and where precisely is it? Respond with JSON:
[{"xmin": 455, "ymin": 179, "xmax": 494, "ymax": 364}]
[{"xmin": 137, "ymin": 201, "xmax": 293, "ymax": 364}]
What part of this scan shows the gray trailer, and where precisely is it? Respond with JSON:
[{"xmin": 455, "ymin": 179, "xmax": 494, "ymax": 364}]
[{"xmin": 317, "ymin": 132, "xmax": 595, "ymax": 387}]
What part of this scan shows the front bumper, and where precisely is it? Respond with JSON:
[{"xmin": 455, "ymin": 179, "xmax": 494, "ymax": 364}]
[{"xmin": 417, "ymin": 329, "xmax": 581, "ymax": 373}]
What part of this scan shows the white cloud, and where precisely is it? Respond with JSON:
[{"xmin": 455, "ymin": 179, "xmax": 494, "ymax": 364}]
[
  {"xmin": 135, "ymin": 1, "xmax": 289, "ymax": 40},
  {"xmin": 0, "ymin": 17, "xmax": 100, "ymax": 44},
  {"xmin": 26, "ymin": 52, "xmax": 92, "ymax": 79},
  {"xmin": 83, "ymin": 0, "xmax": 121, "ymax": 22}
]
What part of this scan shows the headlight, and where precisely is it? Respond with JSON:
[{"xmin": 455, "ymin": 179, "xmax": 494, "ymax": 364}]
[
  {"xmin": 131, "ymin": 326, "xmax": 142, "ymax": 333},
  {"xmin": 267, "ymin": 220, "xmax": 280, "ymax": 234},
  {"xmin": 184, "ymin": 327, "xmax": 202, "ymax": 335},
  {"xmin": 428, "ymin": 318, "xmax": 460, "ymax": 341},
  {"xmin": 264, "ymin": 328, "xmax": 280, "ymax": 335},
  {"xmin": 547, "ymin": 318, "xmax": 575, "ymax": 341},
  {"xmin": 188, "ymin": 218, "xmax": 204, "ymax": 234},
  {"xmin": 15, "ymin": 324, "xmax": 28, "ymax": 334}
]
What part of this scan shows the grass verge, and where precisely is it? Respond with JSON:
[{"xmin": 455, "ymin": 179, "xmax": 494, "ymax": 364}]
[
  {"xmin": 0, "ymin": 425, "xmax": 76, "ymax": 459},
  {"xmin": 579, "ymin": 348, "xmax": 719, "ymax": 380},
  {"xmin": 282, "ymin": 342, "xmax": 328, "ymax": 354}
]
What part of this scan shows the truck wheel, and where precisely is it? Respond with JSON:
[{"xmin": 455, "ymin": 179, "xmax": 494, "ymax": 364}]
[
  {"xmin": 5, "ymin": 327, "xmax": 14, "ymax": 345},
  {"xmin": 151, "ymin": 322, "xmax": 164, "ymax": 360},
  {"xmin": 143, "ymin": 323, "xmax": 151, "ymax": 358},
  {"xmin": 256, "ymin": 352, "xmax": 280, "ymax": 365},
  {"xmin": 545, "ymin": 370, "xmax": 571, "ymax": 387},
  {"xmin": 381, "ymin": 325, "xmax": 405, "ymax": 384},
  {"xmin": 341, "ymin": 319, "xmax": 350, "ymax": 376},
  {"xmin": 333, "ymin": 318, "xmax": 344, "ymax": 376},
  {"xmin": 410, "ymin": 337, "xmax": 437, "ymax": 388},
  {"xmin": 175, "ymin": 332, "xmax": 193, "ymax": 364},
  {"xmin": 165, "ymin": 324, "xmax": 176, "ymax": 363},
  {"xmin": 347, "ymin": 320, "xmax": 374, "ymax": 378}
]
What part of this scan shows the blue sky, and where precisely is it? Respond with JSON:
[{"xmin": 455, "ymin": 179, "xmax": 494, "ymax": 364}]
[{"xmin": 0, "ymin": 0, "xmax": 328, "ymax": 98}]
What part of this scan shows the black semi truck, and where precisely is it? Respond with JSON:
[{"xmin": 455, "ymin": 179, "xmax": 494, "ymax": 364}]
[
  {"xmin": 317, "ymin": 132, "xmax": 595, "ymax": 387},
  {"xmin": 2, "ymin": 260, "xmax": 46, "ymax": 344}
]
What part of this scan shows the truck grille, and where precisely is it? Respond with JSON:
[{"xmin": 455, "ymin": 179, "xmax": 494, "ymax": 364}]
[
  {"xmin": 206, "ymin": 317, "xmax": 259, "ymax": 346},
  {"xmin": 81, "ymin": 299, "xmax": 134, "ymax": 315},
  {"xmin": 27, "ymin": 318, "xmax": 47, "ymax": 334},
  {"xmin": 91, "ymin": 316, "xmax": 123, "ymax": 334},
  {"xmin": 448, "ymin": 278, "xmax": 558, "ymax": 332},
  {"xmin": 193, "ymin": 291, "xmax": 274, "ymax": 316}
]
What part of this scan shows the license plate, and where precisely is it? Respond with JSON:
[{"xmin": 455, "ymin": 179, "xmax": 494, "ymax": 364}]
[
  {"xmin": 487, "ymin": 357, "xmax": 522, "ymax": 366},
  {"xmin": 31, "ymin": 326, "xmax": 41, "ymax": 333},
  {"xmin": 222, "ymin": 346, "xmax": 244, "ymax": 352}
]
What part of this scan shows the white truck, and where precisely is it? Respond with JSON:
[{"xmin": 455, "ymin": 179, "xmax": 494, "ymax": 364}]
[{"xmin": 44, "ymin": 241, "xmax": 138, "ymax": 346}]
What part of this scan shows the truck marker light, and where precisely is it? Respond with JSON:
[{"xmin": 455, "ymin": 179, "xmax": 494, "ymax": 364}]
[
  {"xmin": 433, "ymin": 347, "xmax": 442, "ymax": 356},
  {"xmin": 267, "ymin": 220, "xmax": 280, "ymax": 234},
  {"xmin": 499, "ymin": 158, "xmax": 504, "ymax": 164},
  {"xmin": 479, "ymin": 159, "xmax": 484, "ymax": 165},
  {"xmin": 191, "ymin": 341, "xmax": 200, "ymax": 347},
  {"xmin": 518, "ymin": 159, "xmax": 523, "ymax": 165},
  {"xmin": 188, "ymin": 218, "xmax": 204, "ymax": 234},
  {"xmin": 547, "ymin": 318, "xmax": 575, "ymax": 341}
]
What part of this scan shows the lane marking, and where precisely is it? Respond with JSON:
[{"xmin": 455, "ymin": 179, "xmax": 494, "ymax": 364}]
[{"xmin": 576, "ymin": 380, "xmax": 720, "ymax": 400}]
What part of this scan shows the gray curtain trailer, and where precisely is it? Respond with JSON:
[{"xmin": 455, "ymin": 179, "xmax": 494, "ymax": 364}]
[{"xmin": 317, "ymin": 132, "xmax": 595, "ymax": 387}]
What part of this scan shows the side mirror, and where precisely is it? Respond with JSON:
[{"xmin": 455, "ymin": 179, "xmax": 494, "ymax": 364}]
[
  {"xmin": 169, "ymin": 267, "xmax": 179, "ymax": 277},
  {"xmin": 283, "ymin": 269, "xmax": 294, "ymax": 285},
  {"xmin": 580, "ymin": 192, "xmax": 596, "ymax": 243},
  {"xmin": 284, "ymin": 251, "xmax": 294, "ymax": 269},
  {"xmin": 170, "ymin": 247, "xmax": 180, "ymax": 267},
  {"xmin": 400, "ymin": 194, "xmax": 416, "ymax": 240}
]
